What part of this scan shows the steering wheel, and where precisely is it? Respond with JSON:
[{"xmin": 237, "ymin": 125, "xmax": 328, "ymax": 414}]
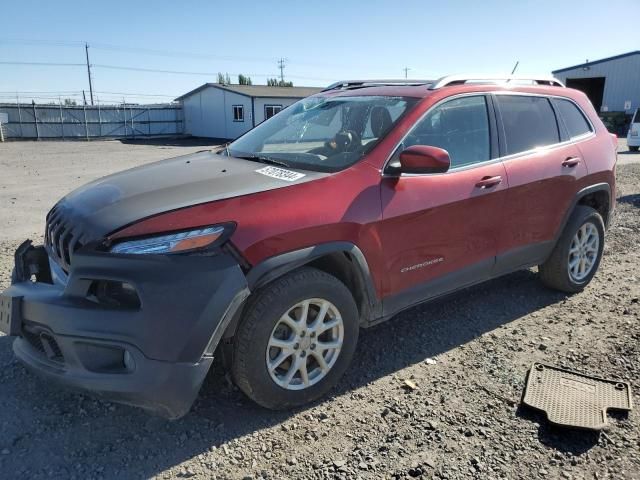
[
  {"xmin": 333, "ymin": 130, "xmax": 361, "ymax": 152},
  {"xmin": 308, "ymin": 130, "xmax": 362, "ymax": 158}
]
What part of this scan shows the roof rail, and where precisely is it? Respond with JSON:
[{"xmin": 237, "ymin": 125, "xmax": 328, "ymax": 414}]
[
  {"xmin": 430, "ymin": 75, "xmax": 565, "ymax": 89},
  {"xmin": 323, "ymin": 79, "xmax": 434, "ymax": 92}
]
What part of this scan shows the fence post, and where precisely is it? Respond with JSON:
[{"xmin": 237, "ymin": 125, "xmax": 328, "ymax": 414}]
[
  {"xmin": 59, "ymin": 98, "xmax": 65, "ymax": 140},
  {"xmin": 130, "ymin": 105, "xmax": 135, "ymax": 139},
  {"xmin": 122, "ymin": 100, "xmax": 127, "ymax": 137},
  {"xmin": 147, "ymin": 108, "xmax": 151, "ymax": 136},
  {"xmin": 32, "ymin": 100, "xmax": 40, "ymax": 140},
  {"xmin": 97, "ymin": 102, "xmax": 102, "ymax": 138},
  {"xmin": 83, "ymin": 102, "xmax": 89, "ymax": 141},
  {"xmin": 16, "ymin": 94, "xmax": 24, "ymax": 138}
]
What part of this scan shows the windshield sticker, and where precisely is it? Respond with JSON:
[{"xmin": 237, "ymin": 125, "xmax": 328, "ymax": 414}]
[{"xmin": 255, "ymin": 166, "xmax": 306, "ymax": 182}]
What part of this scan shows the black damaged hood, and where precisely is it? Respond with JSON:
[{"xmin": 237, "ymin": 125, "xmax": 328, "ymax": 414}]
[{"xmin": 53, "ymin": 151, "xmax": 327, "ymax": 240}]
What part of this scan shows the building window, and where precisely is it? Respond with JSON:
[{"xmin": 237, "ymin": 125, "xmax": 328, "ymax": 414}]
[
  {"xmin": 264, "ymin": 105, "xmax": 283, "ymax": 120},
  {"xmin": 232, "ymin": 105, "xmax": 244, "ymax": 122}
]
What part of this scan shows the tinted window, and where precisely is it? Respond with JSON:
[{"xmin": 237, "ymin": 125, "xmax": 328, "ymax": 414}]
[
  {"xmin": 555, "ymin": 98, "xmax": 592, "ymax": 138},
  {"xmin": 634, "ymin": 108, "xmax": 640, "ymax": 124},
  {"xmin": 497, "ymin": 95, "xmax": 559, "ymax": 155},
  {"xmin": 403, "ymin": 96, "xmax": 490, "ymax": 168}
]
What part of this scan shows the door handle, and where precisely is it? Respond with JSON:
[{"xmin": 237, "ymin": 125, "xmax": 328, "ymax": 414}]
[
  {"xmin": 562, "ymin": 157, "xmax": 581, "ymax": 167},
  {"xmin": 475, "ymin": 175, "xmax": 502, "ymax": 189}
]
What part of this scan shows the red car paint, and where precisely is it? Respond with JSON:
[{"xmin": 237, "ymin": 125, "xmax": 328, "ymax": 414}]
[{"xmin": 111, "ymin": 83, "xmax": 616, "ymax": 304}]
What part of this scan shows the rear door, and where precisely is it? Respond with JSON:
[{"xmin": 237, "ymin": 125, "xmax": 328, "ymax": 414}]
[
  {"xmin": 377, "ymin": 94, "xmax": 508, "ymax": 314},
  {"xmin": 493, "ymin": 93, "xmax": 588, "ymax": 275}
]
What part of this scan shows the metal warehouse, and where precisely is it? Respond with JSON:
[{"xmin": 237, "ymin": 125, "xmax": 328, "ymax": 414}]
[
  {"xmin": 552, "ymin": 51, "xmax": 640, "ymax": 115},
  {"xmin": 176, "ymin": 84, "xmax": 321, "ymax": 140}
]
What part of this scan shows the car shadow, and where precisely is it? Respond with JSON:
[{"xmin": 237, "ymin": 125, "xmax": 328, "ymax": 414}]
[
  {"xmin": 0, "ymin": 269, "xmax": 581, "ymax": 478},
  {"xmin": 618, "ymin": 193, "xmax": 640, "ymax": 208}
]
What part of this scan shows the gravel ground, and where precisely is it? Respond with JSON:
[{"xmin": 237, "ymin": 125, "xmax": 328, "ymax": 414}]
[{"xmin": 0, "ymin": 140, "xmax": 639, "ymax": 480}]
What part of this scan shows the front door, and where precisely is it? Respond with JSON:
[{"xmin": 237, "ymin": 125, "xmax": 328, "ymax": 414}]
[{"xmin": 376, "ymin": 95, "xmax": 508, "ymax": 316}]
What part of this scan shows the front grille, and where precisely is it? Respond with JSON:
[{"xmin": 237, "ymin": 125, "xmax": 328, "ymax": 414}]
[
  {"xmin": 23, "ymin": 324, "xmax": 64, "ymax": 363},
  {"xmin": 45, "ymin": 204, "xmax": 84, "ymax": 273}
]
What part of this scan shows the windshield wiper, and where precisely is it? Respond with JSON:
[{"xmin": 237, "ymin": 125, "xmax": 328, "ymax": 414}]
[{"xmin": 232, "ymin": 154, "xmax": 290, "ymax": 168}]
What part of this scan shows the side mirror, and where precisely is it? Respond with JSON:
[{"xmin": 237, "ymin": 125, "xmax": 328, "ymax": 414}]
[{"xmin": 399, "ymin": 145, "xmax": 451, "ymax": 174}]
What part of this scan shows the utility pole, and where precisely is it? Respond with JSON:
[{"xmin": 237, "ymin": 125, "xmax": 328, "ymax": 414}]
[
  {"xmin": 402, "ymin": 67, "xmax": 411, "ymax": 79},
  {"xmin": 278, "ymin": 58, "xmax": 286, "ymax": 83},
  {"xmin": 82, "ymin": 90, "xmax": 87, "ymax": 106},
  {"xmin": 85, "ymin": 43, "xmax": 94, "ymax": 105},
  {"xmin": 511, "ymin": 61, "xmax": 519, "ymax": 75}
]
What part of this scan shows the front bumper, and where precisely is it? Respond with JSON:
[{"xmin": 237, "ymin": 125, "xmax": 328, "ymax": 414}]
[{"xmin": 2, "ymin": 243, "xmax": 249, "ymax": 419}]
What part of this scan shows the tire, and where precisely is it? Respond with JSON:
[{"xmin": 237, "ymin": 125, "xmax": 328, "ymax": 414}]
[
  {"xmin": 231, "ymin": 267, "xmax": 359, "ymax": 410},
  {"xmin": 539, "ymin": 205, "xmax": 605, "ymax": 293},
  {"xmin": 630, "ymin": 146, "xmax": 639, "ymax": 152}
]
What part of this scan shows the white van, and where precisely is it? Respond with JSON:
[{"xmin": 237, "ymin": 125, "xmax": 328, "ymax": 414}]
[{"xmin": 628, "ymin": 108, "xmax": 640, "ymax": 152}]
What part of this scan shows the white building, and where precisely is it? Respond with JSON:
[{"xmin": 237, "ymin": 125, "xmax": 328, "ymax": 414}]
[{"xmin": 176, "ymin": 83, "xmax": 321, "ymax": 140}]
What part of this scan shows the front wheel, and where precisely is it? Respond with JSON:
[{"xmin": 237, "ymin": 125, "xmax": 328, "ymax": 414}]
[
  {"xmin": 231, "ymin": 267, "xmax": 359, "ymax": 409},
  {"xmin": 539, "ymin": 205, "xmax": 605, "ymax": 293},
  {"xmin": 629, "ymin": 146, "xmax": 639, "ymax": 152}
]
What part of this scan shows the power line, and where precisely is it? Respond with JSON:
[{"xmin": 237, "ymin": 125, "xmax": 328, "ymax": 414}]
[
  {"xmin": 0, "ymin": 60, "xmax": 334, "ymax": 81},
  {"xmin": 0, "ymin": 37, "xmax": 373, "ymax": 70},
  {"xmin": 0, "ymin": 61, "xmax": 84, "ymax": 67}
]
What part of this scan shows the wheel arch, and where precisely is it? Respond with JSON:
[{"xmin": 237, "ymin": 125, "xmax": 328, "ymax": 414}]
[
  {"xmin": 559, "ymin": 183, "xmax": 612, "ymax": 236},
  {"xmin": 221, "ymin": 242, "xmax": 381, "ymax": 340}
]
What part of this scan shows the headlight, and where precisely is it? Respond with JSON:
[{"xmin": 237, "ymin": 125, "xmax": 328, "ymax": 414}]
[{"xmin": 109, "ymin": 225, "xmax": 230, "ymax": 255}]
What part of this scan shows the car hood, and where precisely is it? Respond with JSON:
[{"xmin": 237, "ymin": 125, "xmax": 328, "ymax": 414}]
[{"xmin": 52, "ymin": 151, "xmax": 327, "ymax": 241}]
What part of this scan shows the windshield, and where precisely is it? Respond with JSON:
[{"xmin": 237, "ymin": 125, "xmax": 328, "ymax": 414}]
[{"xmin": 227, "ymin": 95, "xmax": 417, "ymax": 172}]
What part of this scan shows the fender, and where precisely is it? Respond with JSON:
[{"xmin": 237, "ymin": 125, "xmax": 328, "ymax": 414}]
[
  {"xmin": 246, "ymin": 241, "xmax": 382, "ymax": 321},
  {"xmin": 555, "ymin": 183, "xmax": 612, "ymax": 242}
]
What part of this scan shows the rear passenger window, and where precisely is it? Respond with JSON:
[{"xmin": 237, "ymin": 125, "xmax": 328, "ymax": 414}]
[
  {"xmin": 403, "ymin": 96, "xmax": 490, "ymax": 168},
  {"xmin": 554, "ymin": 99, "xmax": 592, "ymax": 138},
  {"xmin": 496, "ymin": 95, "xmax": 560, "ymax": 155}
]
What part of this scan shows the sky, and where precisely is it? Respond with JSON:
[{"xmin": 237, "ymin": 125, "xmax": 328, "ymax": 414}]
[{"xmin": 1, "ymin": 0, "xmax": 638, "ymax": 104}]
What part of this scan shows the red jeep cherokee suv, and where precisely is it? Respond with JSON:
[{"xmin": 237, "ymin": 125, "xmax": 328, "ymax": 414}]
[{"xmin": 0, "ymin": 76, "xmax": 617, "ymax": 418}]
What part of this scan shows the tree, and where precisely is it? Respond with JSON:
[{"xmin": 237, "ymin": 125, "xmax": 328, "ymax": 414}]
[
  {"xmin": 63, "ymin": 98, "xmax": 77, "ymax": 106},
  {"xmin": 217, "ymin": 72, "xmax": 227, "ymax": 84},
  {"xmin": 238, "ymin": 74, "xmax": 253, "ymax": 85},
  {"xmin": 267, "ymin": 78, "xmax": 293, "ymax": 87}
]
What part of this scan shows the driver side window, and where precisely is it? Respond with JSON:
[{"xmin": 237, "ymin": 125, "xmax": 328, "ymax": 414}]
[{"xmin": 404, "ymin": 96, "xmax": 490, "ymax": 168}]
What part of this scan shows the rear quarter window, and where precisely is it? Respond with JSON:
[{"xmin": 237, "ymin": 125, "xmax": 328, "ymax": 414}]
[
  {"xmin": 554, "ymin": 98, "xmax": 593, "ymax": 138},
  {"xmin": 496, "ymin": 95, "xmax": 560, "ymax": 155}
]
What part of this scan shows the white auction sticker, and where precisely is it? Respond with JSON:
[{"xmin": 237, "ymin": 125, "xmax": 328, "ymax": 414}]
[{"xmin": 255, "ymin": 166, "xmax": 305, "ymax": 182}]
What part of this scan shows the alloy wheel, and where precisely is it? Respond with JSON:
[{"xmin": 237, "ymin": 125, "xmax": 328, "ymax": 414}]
[
  {"xmin": 568, "ymin": 222, "xmax": 600, "ymax": 282},
  {"xmin": 266, "ymin": 298, "xmax": 344, "ymax": 391}
]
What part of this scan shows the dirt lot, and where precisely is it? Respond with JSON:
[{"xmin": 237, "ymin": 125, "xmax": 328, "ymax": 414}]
[{"xmin": 0, "ymin": 140, "xmax": 639, "ymax": 480}]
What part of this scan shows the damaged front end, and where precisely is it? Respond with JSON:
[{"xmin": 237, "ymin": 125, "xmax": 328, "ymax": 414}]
[{"xmin": 1, "ymin": 233, "xmax": 249, "ymax": 419}]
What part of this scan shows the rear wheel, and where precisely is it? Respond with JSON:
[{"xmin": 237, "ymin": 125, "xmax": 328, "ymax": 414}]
[
  {"xmin": 539, "ymin": 205, "xmax": 605, "ymax": 293},
  {"xmin": 630, "ymin": 146, "xmax": 639, "ymax": 152},
  {"xmin": 231, "ymin": 267, "xmax": 359, "ymax": 409}
]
